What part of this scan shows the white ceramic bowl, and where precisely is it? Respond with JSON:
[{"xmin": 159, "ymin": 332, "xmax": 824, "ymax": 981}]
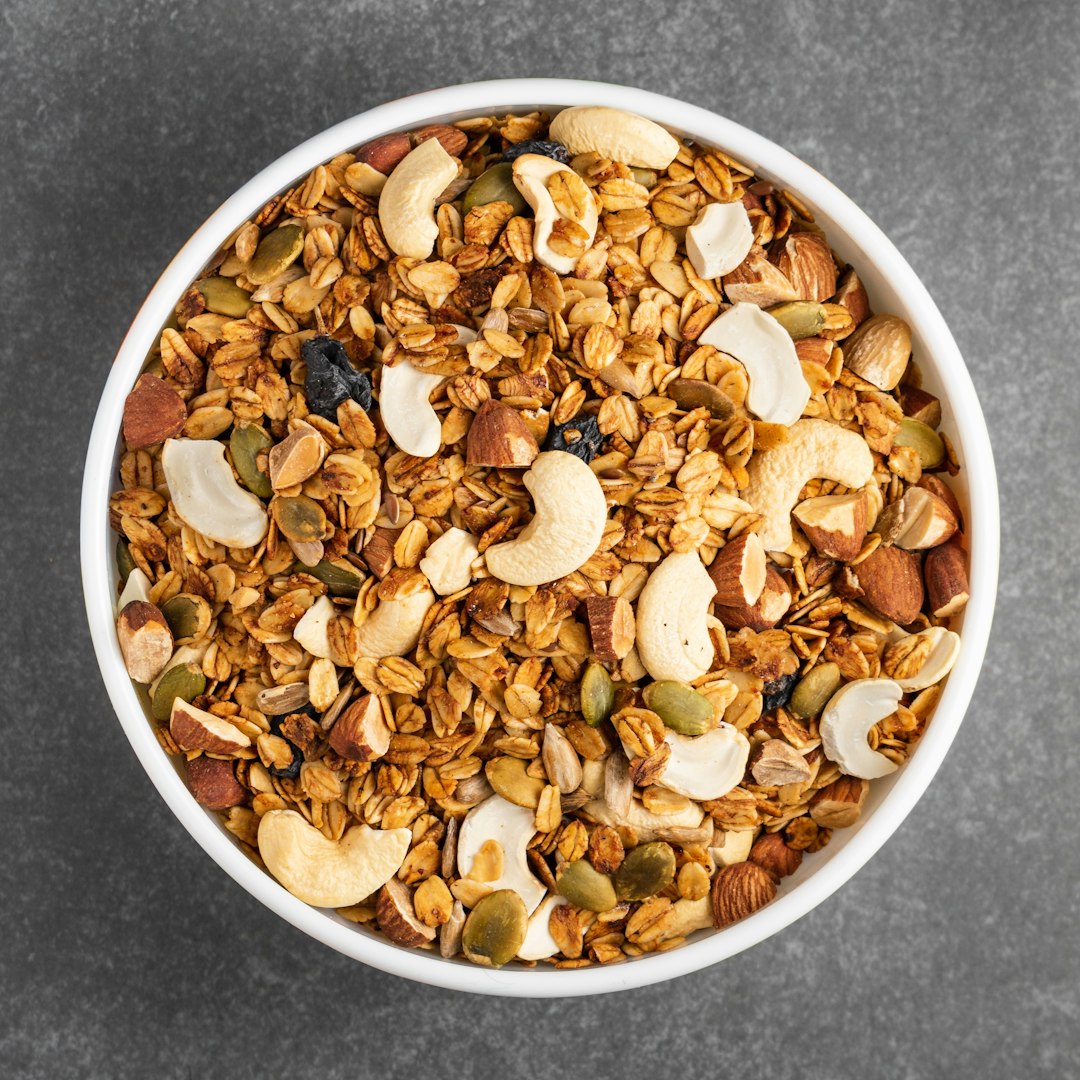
[{"xmin": 81, "ymin": 78, "xmax": 999, "ymax": 997}]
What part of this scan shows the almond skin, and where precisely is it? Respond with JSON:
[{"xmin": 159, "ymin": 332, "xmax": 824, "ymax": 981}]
[
  {"xmin": 833, "ymin": 268, "xmax": 871, "ymax": 326},
  {"xmin": 411, "ymin": 123, "xmax": 468, "ymax": 158},
  {"xmin": 356, "ymin": 132, "xmax": 412, "ymax": 174},
  {"xmin": 708, "ymin": 533, "xmax": 767, "ymax": 607},
  {"xmin": 376, "ymin": 876, "xmax": 437, "ymax": 947},
  {"xmin": 924, "ymin": 541, "xmax": 970, "ymax": 618},
  {"xmin": 170, "ymin": 699, "xmax": 251, "ymax": 755},
  {"xmin": 711, "ymin": 861, "xmax": 778, "ymax": 928},
  {"xmin": 842, "ymin": 313, "xmax": 912, "ymax": 391},
  {"xmin": 723, "ymin": 246, "xmax": 800, "ymax": 307},
  {"xmin": 749, "ymin": 832, "xmax": 804, "ymax": 879},
  {"xmin": 917, "ymin": 474, "xmax": 963, "ymax": 528},
  {"xmin": 117, "ymin": 600, "xmax": 173, "ymax": 683},
  {"xmin": 714, "ymin": 564, "xmax": 791, "ymax": 631},
  {"xmin": 770, "ymin": 231, "xmax": 837, "ymax": 303},
  {"xmin": 899, "ymin": 385, "xmax": 943, "ymax": 429},
  {"xmin": 186, "ymin": 756, "xmax": 246, "ymax": 810},
  {"xmin": 466, "ymin": 399, "xmax": 539, "ymax": 468},
  {"xmin": 328, "ymin": 694, "xmax": 390, "ymax": 762},
  {"xmin": 792, "ymin": 492, "xmax": 867, "ymax": 562},
  {"xmin": 853, "ymin": 545, "xmax": 924, "ymax": 625},
  {"xmin": 361, "ymin": 526, "xmax": 399, "ymax": 579},
  {"xmin": 810, "ymin": 775, "xmax": 869, "ymax": 828},
  {"xmin": 583, "ymin": 595, "xmax": 636, "ymax": 662},
  {"xmin": 122, "ymin": 373, "xmax": 187, "ymax": 449}
]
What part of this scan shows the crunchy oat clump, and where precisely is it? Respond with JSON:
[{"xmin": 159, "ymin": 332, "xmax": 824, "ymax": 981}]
[{"xmin": 110, "ymin": 106, "xmax": 968, "ymax": 969}]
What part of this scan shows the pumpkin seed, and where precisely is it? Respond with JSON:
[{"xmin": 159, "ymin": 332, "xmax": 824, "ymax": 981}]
[
  {"xmin": 462, "ymin": 162, "xmax": 529, "ymax": 216},
  {"xmin": 116, "ymin": 539, "xmax": 136, "ymax": 581},
  {"xmin": 557, "ymin": 859, "xmax": 617, "ymax": 912},
  {"xmin": 151, "ymin": 662, "xmax": 206, "ymax": 722},
  {"xmin": 246, "ymin": 223, "xmax": 304, "ymax": 285},
  {"xmin": 766, "ymin": 301, "xmax": 827, "ymax": 340},
  {"xmin": 256, "ymin": 681, "xmax": 310, "ymax": 716},
  {"xmin": 789, "ymin": 661, "xmax": 842, "ymax": 719},
  {"xmin": 305, "ymin": 559, "xmax": 363, "ymax": 598},
  {"xmin": 893, "ymin": 417, "xmax": 945, "ymax": 469},
  {"xmin": 580, "ymin": 661, "xmax": 615, "ymax": 727},
  {"xmin": 230, "ymin": 424, "xmax": 273, "ymax": 498},
  {"xmin": 461, "ymin": 889, "xmax": 527, "ymax": 968},
  {"xmin": 615, "ymin": 841, "xmax": 676, "ymax": 901},
  {"xmin": 198, "ymin": 276, "xmax": 253, "ymax": 318},
  {"xmin": 272, "ymin": 495, "xmax": 327, "ymax": 543},
  {"xmin": 161, "ymin": 593, "xmax": 211, "ymax": 641},
  {"xmin": 667, "ymin": 378, "xmax": 736, "ymax": 419},
  {"xmin": 631, "ymin": 167, "xmax": 658, "ymax": 189},
  {"xmin": 642, "ymin": 681, "xmax": 714, "ymax": 735},
  {"xmin": 484, "ymin": 756, "xmax": 545, "ymax": 809}
]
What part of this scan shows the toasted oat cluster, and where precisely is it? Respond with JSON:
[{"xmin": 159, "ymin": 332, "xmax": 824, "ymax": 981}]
[{"xmin": 111, "ymin": 106, "xmax": 970, "ymax": 968}]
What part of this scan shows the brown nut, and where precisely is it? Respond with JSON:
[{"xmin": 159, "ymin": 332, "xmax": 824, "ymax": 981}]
[
  {"xmin": 361, "ymin": 526, "xmax": 400, "ymax": 580},
  {"xmin": 122, "ymin": 373, "xmax": 187, "ymax": 450},
  {"xmin": 376, "ymin": 876, "xmax": 437, "ymax": 947},
  {"xmin": 713, "ymin": 564, "xmax": 791, "ymax": 631},
  {"xmin": 748, "ymin": 832, "xmax": 804, "ymax": 879},
  {"xmin": 792, "ymin": 492, "xmax": 868, "ymax": 562},
  {"xmin": 411, "ymin": 123, "xmax": 468, "ymax": 158},
  {"xmin": 465, "ymin": 399, "xmax": 539, "ymax": 468},
  {"xmin": 833, "ymin": 268, "xmax": 871, "ymax": 326},
  {"xmin": 924, "ymin": 541, "xmax": 970, "ymax": 618},
  {"xmin": 186, "ymin": 756, "xmax": 246, "ymax": 810},
  {"xmin": 169, "ymin": 699, "xmax": 251, "ymax": 755},
  {"xmin": 851, "ymin": 545, "xmax": 924, "ymax": 625},
  {"xmin": 356, "ymin": 131, "xmax": 412, "ymax": 175},
  {"xmin": 769, "ymin": 231, "xmax": 837, "ymax": 303},
  {"xmin": 810, "ymin": 775, "xmax": 869, "ymax": 828},
  {"xmin": 583, "ymin": 595, "xmax": 636, "ymax": 662},
  {"xmin": 750, "ymin": 740, "xmax": 812, "ymax": 787},
  {"xmin": 708, "ymin": 532, "xmax": 767, "ymax": 607},
  {"xmin": 899, "ymin": 385, "xmax": 943, "ymax": 429},
  {"xmin": 117, "ymin": 600, "xmax": 173, "ymax": 683},
  {"xmin": 328, "ymin": 694, "xmax": 390, "ymax": 762},
  {"xmin": 710, "ymin": 860, "xmax": 777, "ymax": 928}
]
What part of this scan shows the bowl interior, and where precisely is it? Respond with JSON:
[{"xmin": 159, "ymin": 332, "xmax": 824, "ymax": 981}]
[{"xmin": 81, "ymin": 78, "xmax": 999, "ymax": 997}]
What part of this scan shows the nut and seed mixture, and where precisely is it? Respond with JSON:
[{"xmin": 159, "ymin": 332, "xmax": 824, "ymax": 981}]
[{"xmin": 111, "ymin": 105, "xmax": 970, "ymax": 968}]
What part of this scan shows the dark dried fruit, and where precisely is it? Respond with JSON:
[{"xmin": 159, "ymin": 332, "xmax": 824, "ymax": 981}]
[
  {"xmin": 502, "ymin": 140, "xmax": 572, "ymax": 165},
  {"xmin": 543, "ymin": 414, "xmax": 603, "ymax": 463},
  {"xmin": 762, "ymin": 672, "xmax": 798, "ymax": 712},
  {"xmin": 266, "ymin": 712, "xmax": 306, "ymax": 779},
  {"xmin": 302, "ymin": 335, "xmax": 373, "ymax": 421}
]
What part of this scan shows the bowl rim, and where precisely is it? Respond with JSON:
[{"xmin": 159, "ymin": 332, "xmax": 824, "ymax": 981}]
[{"xmin": 81, "ymin": 77, "xmax": 999, "ymax": 997}]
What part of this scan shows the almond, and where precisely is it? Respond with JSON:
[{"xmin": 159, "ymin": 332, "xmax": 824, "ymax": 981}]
[
  {"xmin": 833, "ymin": 268, "xmax": 871, "ymax": 326},
  {"xmin": 122, "ymin": 373, "xmax": 187, "ymax": 449},
  {"xmin": 875, "ymin": 488, "xmax": 957, "ymax": 550},
  {"xmin": 714, "ymin": 563, "xmax": 791, "ymax": 631},
  {"xmin": 794, "ymin": 336, "xmax": 834, "ymax": 369},
  {"xmin": 899, "ymin": 385, "xmax": 942, "ymax": 429},
  {"xmin": 810, "ymin": 775, "xmax": 869, "ymax": 828},
  {"xmin": 842, "ymin": 313, "xmax": 912, "ymax": 391},
  {"xmin": 411, "ymin": 123, "xmax": 468, "ymax": 158},
  {"xmin": 917, "ymin": 474, "xmax": 963, "ymax": 528},
  {"xmin": 328, "ymin": 694, "xmax": 390, "ymax": 762},
  {"xmin": 356, "ymin": 131, "xmax": 412, "ymax": 175},
  {"xmin": 792, "ymin": 492, "xmax": 867, "ymax": 562},
  {"xmin": 710, "ymin": 860, "xmax": 777, "ymax": 928},
  {"xmin": 466, "ymin": 399, "xmax": 539, "ymax": 468},
  {"xmin": 169, "ymin": 699, "xmax": 251, "ymax": 754},
  {"xmin": 852, "ymin": 545, "xmax": 924, "ymax": 625},
  {"xmin": 924, "ymin": 541, "xmax": 970, "ymax": 618},
  {"xmin": 707, "ymin": 533, "xmax": 767, "ymax": 607},
  {"xmin": 722, "ymin": 246, "xmax": 800, "ymax": 307},
  {"xmin": 116, "ymin": 600, "xmax": 173, "ymax": 683},
  {"xmin": 361, "ymin": 526, "xmax": 399, "ymax": 579},
  {"xmin": 769, "ymin": 231, "xmax": 837, "ymax": 302},
  {"xmin": 750, "ymin": 740, "xmax": 812, "ymax": 787},
  {"xmin": 583, "ymin": 595, "xmax": 636, "ymax": 661},
  {"xmin": 748, "ymin": 832, "xmax": 803, "ymax": 879},
  {"xmin": 376, "ymin": 876, "xmax": 437, "ymax": 947},
  {"xmin": 186, "ymin": 756, "xmax": 246, "ymax": 810},
  {"xmin": 268, "ymin": 421, "xmax": 326, "ymax": 491}
]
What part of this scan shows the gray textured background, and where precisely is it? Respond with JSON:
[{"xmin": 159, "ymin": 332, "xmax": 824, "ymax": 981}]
[{"xmin": 2, "ymin": 0, "xmax": 1078, "ymax": 1077}]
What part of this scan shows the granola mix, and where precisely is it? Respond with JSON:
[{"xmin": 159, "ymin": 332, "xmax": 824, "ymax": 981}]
[{"xmin": 110, "ymin": 105, "xmax": 970, "ymax": 968}]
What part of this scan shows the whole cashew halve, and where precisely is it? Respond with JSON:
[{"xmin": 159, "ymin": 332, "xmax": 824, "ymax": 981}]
[
  {"xmin": 258, "ymin": 809, "xmax": 411, "ymax": 908},
  {"xmin": 635, "ymin": 551, "xmax": 717, "ymax": 683},
  {"xmin": 512, "ymin": 154, "xmax": 599, "ymax": 275},
  {"xmin": 379, "ymin": 360, "xmax": 445, "ymax": 459},
  {"xmin": 548, "ymin": 106, "xmax": 680, "ymax": 169},
  {"xmin": 819, "ymin": 678, "xmax": 902, "ymax": 779},
  {"xmin": 742, "ymin": 418, "xmax": 875, "ymax": 552},
  {"xmin": 378, "ymin": 137, "xmax": 459, "ymax": 259},
  {"xmin": 483, "ymin": 451, "xmax": 608, "ymax": 586}
]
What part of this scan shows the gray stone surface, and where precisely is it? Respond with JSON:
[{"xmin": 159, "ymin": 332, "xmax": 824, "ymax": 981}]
[{"xmin": 1, "ymin": 0, "xmax": 1077, "ymax": 1075}]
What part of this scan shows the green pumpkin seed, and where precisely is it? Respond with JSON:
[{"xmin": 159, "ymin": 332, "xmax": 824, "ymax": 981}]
[
  {"xmin": 161, "ymin": 593, "xmax": 211, "ymax": 641},
  {"xmin": 273, "ymin": 495, "xmax": 327, "ymax": 543},
  {"xmin": 246, "ymin": 223, "xmax": 305, "ymax": 285},
  {"xmin": 116, "ymin": 539, "xmax": 136, "ymax": 582},
  {"xmin": 151, "ymin": 662, "xmax": 206, "ymax": 722},
  {"xmin": 557, "ymin": 859, "xmax": 617, "ymax": 912},
  {"xmin": 484, "ymin": 756, "xmax": 545, "ymax": 809},
  {"xmin": 580, "ymin": 661, "xmax": 615, "ymax": 727},
  {"xmin": 667, "ymin": 378, "xmax": 736, "ymax": 420},
  {"xmin": 615, "ymin": 841, "xmax": 676, "ymax": 901},
  {"xmin": 766, "ymin": 301, "xmax": 827, "ymax": 340},
  {"xmin": 230, "ymin": 424, "xmax": 273, "ymax": 498},
  {"xmin": 642, "ymin": 681, "xmax": 714, "ymax": 735},
  {"xmin": 789, "ymin": 662, "xmax": 842, "ymax": 719},
  {"xmin": 461, "ymin": 889, "xmax": 528, "ymax": 968},
  {"xmin": 462, "ymin": 162, "xmax": 529, "ymax": 216},
  {"xmin": 893, "ymin": 417, "xmax": 945, "ymax": 469},
  {"xmin": 198, "ymin": 276, "xmax": 253, "ymax": 318},
  {"xmin": 305, "ymin": 559, "xmax": 363, "ymax": 598},
  {"xmin": 631, "ymin": 167, "xmax": 658, "ymax": 189}
]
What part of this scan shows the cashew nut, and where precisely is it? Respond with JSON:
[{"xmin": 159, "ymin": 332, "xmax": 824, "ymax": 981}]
[
  {"xmin": 116, "ymin": 567, "xmax": 152, "ymax": 613},
  {"xmin": 378, "ymin": 360, "xmax": 445, "ymax": 459},
  {"xmin": 292, "ymin": 594, "xmax": 335, "ymax": 659},
  {"xmin": 549, "ymin": 106, "xmax": 680, "ymax": 169},
  {"xmin": 668, "ymin": 896, "xmax": 715, "ymax": 938},
  {"xmin": 484, "ymin": 451, "xmax": 607, "ymax": 586},
  {"xmin": 161, "ymin": 438, "xmax": 268, "ymax": 548},
  {"xmin": 742, "ymin": 419, "xmax": 875, "ymax": 552},
  {"xmin": 698, "ymin": 302, "xmax": 810, "ymax": 425},
  {"xmin": 656, "ymin": 724, "xmax": 750, "ymax": 801},
  {"xmin": 583, "ymin": 795, "xmax": 705, "ymax": 843},
  {"xmin": 512, "ymin": 154, "xmax": 599, "ymax": 275},
  {"xmin": 517, "ymin": 893, "xmax": 568, "ymax": 961},
  {"xmin": 458, "ymin": 795, "xmax": 546, "ymax": 915},
  {"xmin": 378, "ymin": 137, "xmax": 459, "ymax": 259},
  {"xmin": 709, "ymin": 829, "xmax": 755, "ymax": 869},
  {"xmin": 418, "ymin": 526, "xmax": 479, "ymax": 595},
  {"xmin": 887, "ymin": 625, "xmax": 961, "ymax": 692},
  {"xmin": 819, "ymin": 678, "xmax": 903, "ymax": 779},
  {"xmin": 355, "ymin": 584, "xmax": 435, "ymax": 658},
  {"xmin": 685, "ymin": 202, "xmax": 755, "ymax": 281},
  {"xmin": 257, "ymin": 808, "xmax": 411, "ymax": 908},
  {"xmin": 635, "ymin": 552, "xmax": 716, "ymax": 683}
]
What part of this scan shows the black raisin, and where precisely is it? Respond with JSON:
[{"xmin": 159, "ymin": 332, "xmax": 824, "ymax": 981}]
[
  {"xmin": 302, "ymin": 335, "xmax": 372, "ymax": 420},
  {"xmin": 266, "ymin": 712, "xmax": 309, "ymax": 780},
  {"xmin": 502, "ymin": 140, "xmax": 572, "ymax": 166},
  {"xmin": 543, "ymin": 414, "xmax": 604, "ymax": 464},
  {"xmin": 762, "ymin": 673, "xmax": 798, "ymax": 712}
]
